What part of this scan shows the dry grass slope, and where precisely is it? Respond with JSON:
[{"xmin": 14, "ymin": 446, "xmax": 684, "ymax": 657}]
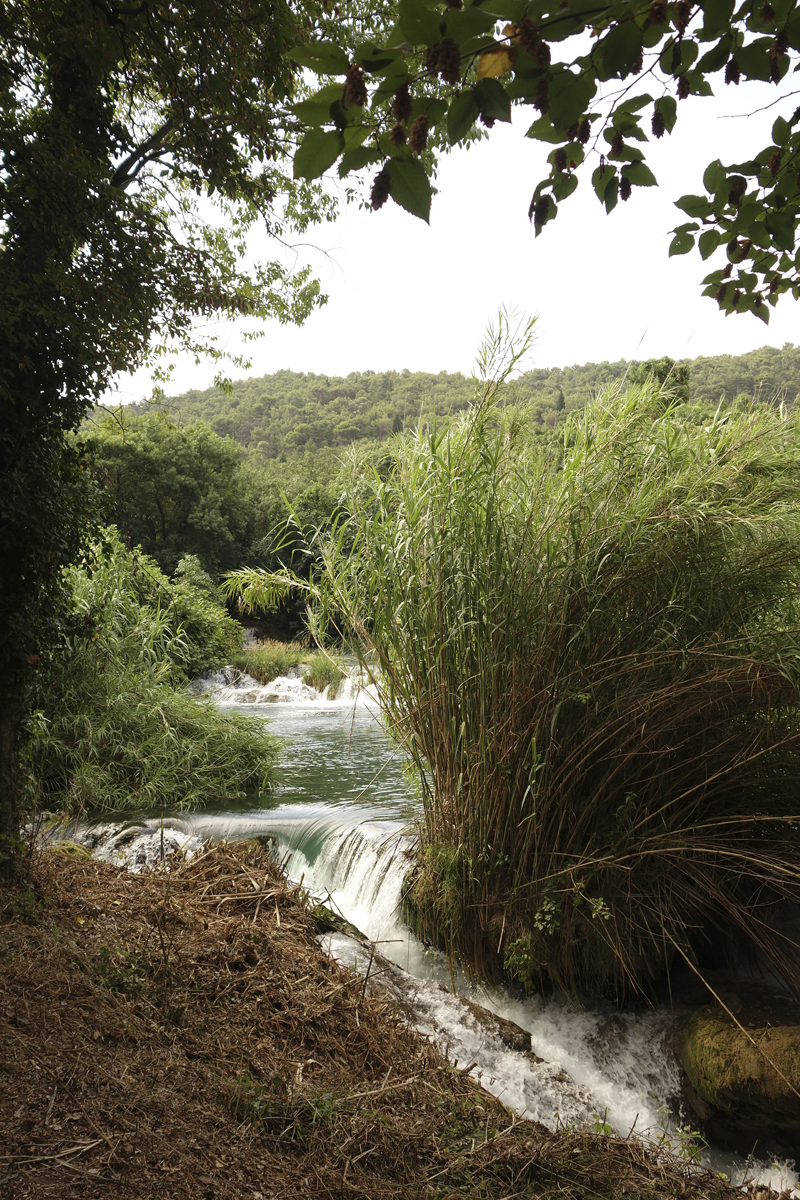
[{"xmin": 0, "ymin": 843, "xmax": 784, "ymax": 1200}]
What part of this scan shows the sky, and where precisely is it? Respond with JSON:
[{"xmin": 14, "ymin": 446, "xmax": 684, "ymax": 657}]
[{"xmin": 111, "ymin": 77, "xmax": 800, "ymax": 403}]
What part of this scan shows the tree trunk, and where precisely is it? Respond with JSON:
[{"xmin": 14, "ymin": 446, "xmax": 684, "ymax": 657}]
[{"xmin": 0, "ymin": 703, "xmax": 19, "ymax": 880}]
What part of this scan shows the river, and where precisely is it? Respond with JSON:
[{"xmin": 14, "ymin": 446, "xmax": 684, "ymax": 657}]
[{"xmin": 65, "ymin": 671, "xmax": 799, "ymax": 1192}]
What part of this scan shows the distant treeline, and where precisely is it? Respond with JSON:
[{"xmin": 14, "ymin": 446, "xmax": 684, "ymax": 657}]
[
  {"xmin": 135, "ymin": 342, "xmax": 800, "ymax": 461},
  {"xmin": 85, "ymin": 341, "xmax": 800, "ymax": 638}
]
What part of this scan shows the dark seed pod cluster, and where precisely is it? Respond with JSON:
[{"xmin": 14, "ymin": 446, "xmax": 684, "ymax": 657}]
[
  {"xmin": 533, "ymin": 195, "xmax": 550, "ymax": 227},
  {"xmin": 610, "ymin": 131, "xmax": 624, "ymax": 156},
  {"xmin": 620, "ymin": 175, "xmax": 632, "ymax": 201},
  {"xmin": 677, "ymin": 75, "xmax": 691, "ymax": 99},
  {"xmin": 344, "ymin": 63, "xmax": 367, "ymax": 108},
  {"xmin": 553, "ymin": 147, "xmax": 567, "ymax": 172},
  {"xmin": 728, "ymin": 178, "xmax": 746, "ymax": 206},
  {"xmin": 674, "ymin": 0, "xmax": 691, "ymax": 34},
  {"xmin": 652, "ymin": 108, "xmax": 666, "ymax": 138},
  {"xmin": 370, "ymin": 166, "xmax": 391, "ymax": 210},
  {"xmin": 518, "ymin": 18, "xmax": 550, "ymax": 67},
  {"xmin": 409, "ymin": 113, "xmax": 429, "ymax": 154},
  {"xmin": 393, "ymin": 84, "xmax": 413, "ymax": 124},
  {"xmin": 578, "ymin": 117, "xmax": 591, "ymax": 143},
  {"xmin": 647, "ymin": 0, "xmax": 668, "ymax": 26},
  {"xmin": 769, "ymin": 150, "xmax": 781, "ymax": 177},
  {"xmin": 725, "ymin": 56, "xmax": 741, "ymax": 85},
  {"xmin": 436, "ymin": 38, "xmax": 462, "ymax": 85},
  {"xmin": 389, "ymin": 123, "xmax": 407, "ymax": 147},
  {"xmin": 534, "ymin": 78, "xmax": 549, "ymax": 114},
  {"xmin": 715, "ymin": 283, "xmax": 728, "ymax": 305},
  {"xmin": 631, "ymin": 50, "xmax": 644, "ymax": 74}
]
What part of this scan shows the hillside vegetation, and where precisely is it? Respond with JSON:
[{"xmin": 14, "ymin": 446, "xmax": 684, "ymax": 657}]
[{"xmin": 133, "ymin": 342, "xmax": 800, "ymax": 460}]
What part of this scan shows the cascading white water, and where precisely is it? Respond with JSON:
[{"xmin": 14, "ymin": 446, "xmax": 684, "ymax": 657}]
[{"xmin": 62, "ymin": 668, "xmax": 800, "ymax": 1192}]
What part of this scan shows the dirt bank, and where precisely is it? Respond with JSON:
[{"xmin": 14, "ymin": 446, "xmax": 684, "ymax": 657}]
[{"xmin": 0, "ymin": 842, "xmax": 783, "ymax": 1200}]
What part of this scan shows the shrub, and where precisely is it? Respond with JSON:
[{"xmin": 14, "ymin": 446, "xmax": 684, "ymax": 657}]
[
  {"xmin": 229, "ymin": 323, "xmax": 800, "ymax": 999},
  {"xmin": 25, "ymin": 531, "xmax": 277, "ymax": 813},
  {"xmin": 231, "ymin": 639, "xmax": 345, "ymax": 694}
]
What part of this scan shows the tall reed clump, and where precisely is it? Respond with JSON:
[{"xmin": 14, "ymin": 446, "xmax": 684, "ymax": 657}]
[
  {"xmin": 26, "ymin": 530, "xmax": 279, "ymax": 814},
  {"xmin": 228, "ymin": 322, "xmax": 800, "ymax": 999}
]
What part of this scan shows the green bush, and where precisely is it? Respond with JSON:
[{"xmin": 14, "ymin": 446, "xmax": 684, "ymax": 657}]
[
  {"xmin": 231, "ymin": 639, "xmax": 345, "ymax": 694},
  {"xmin": 230, "ymin": 321, "xmax": 800, "ymax": 999},
  {"xmin": 25, "ymin": 530, "xmax": 277, "ymax": 814}
]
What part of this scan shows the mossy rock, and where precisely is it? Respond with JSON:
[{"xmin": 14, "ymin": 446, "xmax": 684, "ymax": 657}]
[{"xmin": 677, "ymin": 1009, "xmax": 800, "ymax": 1135}]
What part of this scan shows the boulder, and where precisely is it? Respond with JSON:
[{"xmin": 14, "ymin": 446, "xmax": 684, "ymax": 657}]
[{"xmin": 677, "ymin": 1009, "xmax": 800, "ymax": 1143}]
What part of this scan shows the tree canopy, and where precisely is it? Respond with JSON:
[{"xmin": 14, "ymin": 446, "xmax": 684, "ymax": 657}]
[
  {"xmin": 290, "ymin": 0, "xmax": 800, "ymax": 322},
  {"xmin": 0, "ymin": 0, "xmax": 332, "ymax": 870}
]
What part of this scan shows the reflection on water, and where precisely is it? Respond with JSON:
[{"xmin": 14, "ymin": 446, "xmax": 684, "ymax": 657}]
[{"xmin": 229, "ymin": 700, "xmax": 419, "ymax": 822}]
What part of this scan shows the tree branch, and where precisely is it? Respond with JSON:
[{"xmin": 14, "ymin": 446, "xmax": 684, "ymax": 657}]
[{"xmin": 111, "ymin": 117, "xmax": 176, "ymax": 189}]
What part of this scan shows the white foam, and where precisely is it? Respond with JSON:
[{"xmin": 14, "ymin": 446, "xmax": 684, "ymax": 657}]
[
  {"xmin": 68, "ymin": 819, "xmax": 203, "ymax": 873},
  {"xmin": 189, "ymin": 664, "xmax": 381, "ymax": 710}
]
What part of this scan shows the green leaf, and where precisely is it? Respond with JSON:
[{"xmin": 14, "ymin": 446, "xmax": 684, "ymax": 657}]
[
  {"xmin": 669, "ymin": 231, "xmax": 696, "ymax": 256},
  {"xmin": 696, "ymin": 36, "xmax": 732, "ymax": 73},
  {"xmin": 547, "ymin": 70, "xmax": 597, "ymax": 128},
  {"xmin": 343, "ymin": 125, "xmax": 370, "ymax": 149},
  {"xmin": 426, "ymin": 99, "xmax": 448, "ymax": 128},
  {"xmin": 525, "ymin": 116, "xmax": 569, "ymax": 144},
  {"xmin": 355, "ymin": 44, "xmax": 402, "ymax": 73},
  {"xmin": 397, "ymin": 0, "xmax": 443, "ymax": 46},
  {"xmin": 448, "ymin": 90, "xmax": 479, "ymax": 143},
  {"xmin": 605, "ymin": 174, "xmax": 619, "ymax": 214},
  {"xmin": 338, "ymin": 146, "xmax": 381, "ymax": 177},
  {"xmin": 600, "ymin": 22, "xmax": 644, "ymax": 79},
  {"xmin": 701, "ymin": 0, "xmax": 735, "ymax": 40},
  {"xmin": 444, "ymin": 6, "xmax": 496, "ymax": 41},
  {"xmin": 387, "ymin": 157, "xmax": 432, "ymax": 221},
  {"xmin": 752, "ymin": 301, "xmax": 770, "ymax": 324},
  {"xmin": 292, "ymin": 85, "xmax": 346, "ymax": 126},
  {"xmin": 676, "ymin": 194, "xmax": 712, "ymax": 218},
  {"xmin": 765, "ymin": 209, "xmax": 796, "ymax": 251},
  {"xmin": 289, "ymin": 42, "xmax": 350, "ymax": 75},
  {"xmin": 592, "ymin": 164, "xmax": 616, "ymax": 201},
  {"xmin": 703, "ymin": 159, "xmax": 726, "ymax": 194},
  {"xmin": 476, "ymin": 0, "xmax": 525, "ymax": 19},
  {"xmin": 293, "ymin": 129, "xmax": 344, "ymax": 180},
  {"xmin": 474, "ymin": 78, "xmax": 512, "ymax": 124},
  {"xmin": 773, "ymin": 116, "xmax": 790, "ymax": 147},
  {"xmin": 698, "ymin": 228, "xmax": 721, "ymax": 259},
  {"xmin": 553, "ymin": 172, "xmax": 579, "ymax": 201},
  {"xmin": 654, "ymin": 95, "xmax": 677, "ymax": 134},
  {"xmin": 622, "ymin": 161, "xmax": 657, "ymax": 186},
  {"xmin": 736, "ymin": 38, "xmax": 772, "ymax": 81},
  {"xmin": 616, "ymin": 94, "xmax": 653, "ymax": 115},
  {"xmin": 292, "ymin": 99, "xmax": 337, "ymax": 126}
]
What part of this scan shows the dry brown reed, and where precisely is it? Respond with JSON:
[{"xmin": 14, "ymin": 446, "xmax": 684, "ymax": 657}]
[{"xmin": 0, "ymin": 841, "xmax": 776, "ymax": 1200}]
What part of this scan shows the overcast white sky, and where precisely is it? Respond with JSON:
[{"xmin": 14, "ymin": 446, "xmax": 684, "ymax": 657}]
[{"xmin": 111, "ymin": 78, "xmax": 800, "ymax": 403}]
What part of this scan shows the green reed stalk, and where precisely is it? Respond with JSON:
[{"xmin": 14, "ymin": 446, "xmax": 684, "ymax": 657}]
[{"xmin": 228, "ymin": 321, "xmax": 800, "ymax": 998}]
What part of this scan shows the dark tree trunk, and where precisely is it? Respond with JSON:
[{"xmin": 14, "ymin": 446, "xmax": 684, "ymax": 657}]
[{"xmin": 0, "ymin": 704, "xmax": 19, "ymax": 880}]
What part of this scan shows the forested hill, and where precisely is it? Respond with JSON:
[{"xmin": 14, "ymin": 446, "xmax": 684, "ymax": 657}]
[{"xmin": 140, "ymin": 343, "xmax": 800, "ymax": 459}]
